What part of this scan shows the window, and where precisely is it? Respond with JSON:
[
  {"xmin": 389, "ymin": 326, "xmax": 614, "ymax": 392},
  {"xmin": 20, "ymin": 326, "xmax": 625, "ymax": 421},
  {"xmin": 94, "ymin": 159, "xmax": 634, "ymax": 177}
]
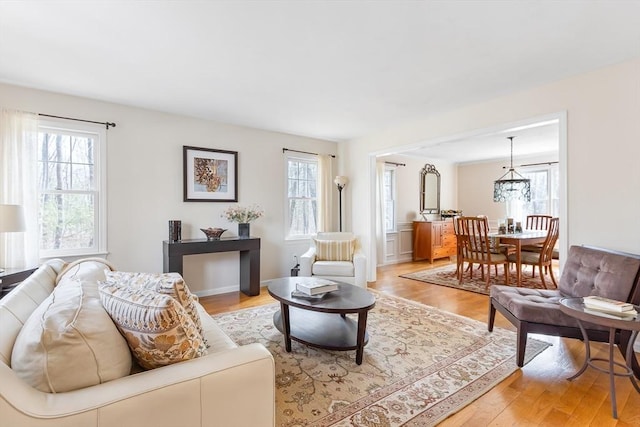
[
  {"xmin": 508, "ymin": 164, "xmax": 559, "ymax": 221},
  {"xmin": 384, "ymin": 166, "xmax": 396, "ymax": 231},
  {"xmin": 37, "ymin": 121, "xmax": 106, "ymax": 257},
  {"xmin": 285, "ymin": 154, "xmax": 318, "ymax": 239}
]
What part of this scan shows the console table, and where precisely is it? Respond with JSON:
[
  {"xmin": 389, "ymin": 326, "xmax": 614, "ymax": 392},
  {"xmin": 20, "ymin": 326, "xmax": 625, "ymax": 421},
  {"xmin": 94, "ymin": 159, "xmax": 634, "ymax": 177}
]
[
  {"xmin": 0, "ymin": 267, "xmax": 38, "ymax": 299},
  {"xmin": 163, "ymin": 237, "xmax": 261, "ymax": 296}
]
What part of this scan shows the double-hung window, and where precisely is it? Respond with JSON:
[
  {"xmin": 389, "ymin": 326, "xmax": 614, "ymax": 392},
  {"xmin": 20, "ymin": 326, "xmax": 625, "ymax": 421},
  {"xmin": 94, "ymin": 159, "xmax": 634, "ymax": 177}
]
[
  {"xmin": 285, "ymin": 153, "xmax": 318, "ymax": 239},
  {"xmin": 384, "ymin": 166, "xmax": 396, "ymax": 232},
  {"xmin": 516, "ymin": 163, "xmax": 559, "ymax": 219},
  {"xmin": 37, "ymin": 120, "xmax": 107, "ymax": 258}
]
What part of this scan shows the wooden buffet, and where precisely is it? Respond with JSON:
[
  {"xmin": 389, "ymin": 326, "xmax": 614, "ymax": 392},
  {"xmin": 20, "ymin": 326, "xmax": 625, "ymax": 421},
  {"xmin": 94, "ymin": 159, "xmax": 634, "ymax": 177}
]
[{"xmin": 412, "ymin": 220, "xmax": 456, "ymax": 263}]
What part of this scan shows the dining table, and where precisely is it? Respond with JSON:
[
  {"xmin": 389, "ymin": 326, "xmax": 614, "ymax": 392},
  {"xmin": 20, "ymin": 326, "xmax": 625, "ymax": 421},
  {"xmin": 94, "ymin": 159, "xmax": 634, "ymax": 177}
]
[{"xmin": 490, "ymin": 230, "xmax": 548, "ymax": 286}]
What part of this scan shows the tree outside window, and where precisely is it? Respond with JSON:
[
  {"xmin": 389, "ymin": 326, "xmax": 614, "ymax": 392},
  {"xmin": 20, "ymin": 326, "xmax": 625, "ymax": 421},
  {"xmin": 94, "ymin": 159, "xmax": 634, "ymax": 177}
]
[
  {"xmin": 37, "ymin": 122, "xmax": 105, "ymax": 257},
  {"xmin": 286, "ymin": 156, "xmax": 318, "ymax": 238}
]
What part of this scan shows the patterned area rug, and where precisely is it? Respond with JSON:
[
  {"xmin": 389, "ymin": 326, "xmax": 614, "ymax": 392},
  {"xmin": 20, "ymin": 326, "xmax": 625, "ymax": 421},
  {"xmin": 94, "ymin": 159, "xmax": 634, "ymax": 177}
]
[
  {"xmin": 213, "ymin": 291, "xmax": 550, "ymax": 426},
  {"xmin": 400, "ymin": 263, "xmax": 557, "ymax": 296}
]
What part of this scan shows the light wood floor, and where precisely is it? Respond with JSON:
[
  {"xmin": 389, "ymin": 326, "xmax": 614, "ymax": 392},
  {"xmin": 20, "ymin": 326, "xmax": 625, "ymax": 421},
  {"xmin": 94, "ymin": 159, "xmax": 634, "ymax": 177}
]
[{"xmin": 200, "ymin": 260, "xmax": 640, "ymax": 426}]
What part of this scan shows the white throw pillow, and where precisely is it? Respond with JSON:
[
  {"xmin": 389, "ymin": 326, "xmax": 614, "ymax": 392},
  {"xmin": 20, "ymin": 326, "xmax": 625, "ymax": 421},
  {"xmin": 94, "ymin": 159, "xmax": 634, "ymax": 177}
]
[{"xmin": 11, "ymin": 277, "xmax": 132, "ymax": 393}]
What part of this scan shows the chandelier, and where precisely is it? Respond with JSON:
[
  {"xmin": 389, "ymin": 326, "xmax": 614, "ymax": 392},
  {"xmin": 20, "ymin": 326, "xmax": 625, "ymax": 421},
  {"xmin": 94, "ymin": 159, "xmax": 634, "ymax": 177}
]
[{"xmin": 493, "ymin": 136, "xmax": 531, "ymax": 202}]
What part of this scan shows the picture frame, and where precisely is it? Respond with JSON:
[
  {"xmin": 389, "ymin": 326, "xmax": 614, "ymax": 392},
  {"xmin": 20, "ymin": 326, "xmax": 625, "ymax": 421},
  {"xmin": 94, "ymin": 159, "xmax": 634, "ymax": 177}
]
[{"xmin": 183, "ymin": 146, "xmax": 238, "ymax": 202}]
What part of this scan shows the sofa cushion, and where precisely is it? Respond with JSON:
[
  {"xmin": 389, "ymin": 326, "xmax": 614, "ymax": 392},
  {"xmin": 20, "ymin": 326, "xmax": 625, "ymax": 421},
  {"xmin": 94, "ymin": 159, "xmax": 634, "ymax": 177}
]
[
  {"xmin": 11, "ymin": 276, "xmax": 132, "ymax": 393},
  {"xmin": 99, "ymin": 283, "xmax": 208, "ymax": 370},
  {"xmin": 0, "ymin": 259, "xmax": 67, "ymax": 366},
  {"xmin": 312, "ymin": 260, "xmax": 355, "ymax": 277},
  {"xmin": 314, "ymin": 239, "xmax": 354, "ymax": 261},
  {"xmin": 55, "ymin": 257, "xmax": 116, "ymax": 286},
  {"xmin": 103, "ymin": 271, "xmax": 204, "ymax": 340}
]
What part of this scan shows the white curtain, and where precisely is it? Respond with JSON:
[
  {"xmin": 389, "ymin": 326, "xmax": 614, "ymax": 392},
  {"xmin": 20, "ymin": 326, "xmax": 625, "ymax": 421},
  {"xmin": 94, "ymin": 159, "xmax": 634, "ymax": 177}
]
[
  {"xmin": 0, "ymin": 109, "xmax": 39, "ymax": 268},
  {"xmin": 317, "ymin": 154, "xmax": 333, "ymax": 232},
  {"xmin": 375, "ymin": 160, "xmax": 387, "ymax": 266}
]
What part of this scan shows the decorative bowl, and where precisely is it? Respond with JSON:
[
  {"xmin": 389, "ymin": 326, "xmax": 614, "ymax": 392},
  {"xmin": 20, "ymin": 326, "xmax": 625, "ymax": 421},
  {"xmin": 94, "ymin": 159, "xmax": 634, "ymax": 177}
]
[{"xmin": 200, "ymin": 227, "xmax": 227, "ymax": 240}]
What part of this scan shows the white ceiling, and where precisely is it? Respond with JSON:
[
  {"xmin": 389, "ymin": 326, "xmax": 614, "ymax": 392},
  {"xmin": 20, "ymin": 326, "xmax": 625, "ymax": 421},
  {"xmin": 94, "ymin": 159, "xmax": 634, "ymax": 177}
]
[
  {"xmin": 403, "ymin": 119, "xmax": 560, "ymax": 164},
  {"xmin": 1, "ymin": 1, "xmax": 639, "ymax": 158}
]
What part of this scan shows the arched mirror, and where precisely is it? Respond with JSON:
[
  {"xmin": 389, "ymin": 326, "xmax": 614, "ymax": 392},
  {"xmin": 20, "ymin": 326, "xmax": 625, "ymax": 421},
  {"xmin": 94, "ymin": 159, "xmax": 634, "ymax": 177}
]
[{"xmin": 420, "ymin": 164, "xmax": 440, "ymax": 215}]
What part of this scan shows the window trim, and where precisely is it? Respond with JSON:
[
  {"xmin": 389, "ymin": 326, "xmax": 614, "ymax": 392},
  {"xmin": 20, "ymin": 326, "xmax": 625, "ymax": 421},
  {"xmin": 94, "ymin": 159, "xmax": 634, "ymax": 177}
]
[
  {"xmin": 37, "ymin": 119, "xmax": 107, "ymax": 258},
  {"xmin": 284, "ymin": 152, "xmax": 318, "ymax": 241}
]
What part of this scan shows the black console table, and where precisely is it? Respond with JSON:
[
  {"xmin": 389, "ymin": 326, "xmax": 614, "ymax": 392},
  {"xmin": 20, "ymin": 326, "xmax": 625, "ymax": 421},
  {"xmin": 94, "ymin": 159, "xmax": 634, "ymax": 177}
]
[
  {"xmin": 0, "ymin": 267, "xmax": 38, "ymax": 299},
  {"xmin": 163, "ymin": 237, "xmax": 261, "ymax": 296}
]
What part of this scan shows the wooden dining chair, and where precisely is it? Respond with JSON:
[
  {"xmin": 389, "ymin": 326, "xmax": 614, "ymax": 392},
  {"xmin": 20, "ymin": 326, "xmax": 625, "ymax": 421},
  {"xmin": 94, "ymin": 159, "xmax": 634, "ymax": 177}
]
[
  {"xmin": 507, "ymin": 217, "xmax": 559, "ymax": 288},
  {"xmin": 453, "ymin": 216, "xmax": 464, "ymax": 279},
  {"xmin": 458, "ymin": 216, "xmax": 509, "ymax": 289},
  {"xmin": 522, "ymin": 214, "xmax": 554, "ymax": 253},
  {"xmin": 526, "ymin": 214, "xmax": 553, "ymax": 230}
]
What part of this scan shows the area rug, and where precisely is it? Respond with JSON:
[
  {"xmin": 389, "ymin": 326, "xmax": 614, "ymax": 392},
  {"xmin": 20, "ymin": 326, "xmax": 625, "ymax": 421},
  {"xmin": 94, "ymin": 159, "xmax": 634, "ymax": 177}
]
[
  {"xmin": 213, "ymin": 291, "xmax": 550, "ymax": 426},
  {"xmin": 400, "ymin": 263, "xmax": 557, "ymax": 296}
]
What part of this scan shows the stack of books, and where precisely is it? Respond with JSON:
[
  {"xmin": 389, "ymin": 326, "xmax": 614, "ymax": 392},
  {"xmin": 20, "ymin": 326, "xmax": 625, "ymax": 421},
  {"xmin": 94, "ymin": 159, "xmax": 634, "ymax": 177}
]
[
  {"xmin": 291, "ymin": 279, "xmax": 338, "ymax": 299},
  {"xmin": 583, "ymin": 296, "xmax": 637, "ymax": 318}
]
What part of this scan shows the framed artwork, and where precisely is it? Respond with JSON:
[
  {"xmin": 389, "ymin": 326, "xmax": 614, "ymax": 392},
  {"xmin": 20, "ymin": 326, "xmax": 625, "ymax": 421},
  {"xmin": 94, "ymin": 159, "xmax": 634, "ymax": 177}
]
[{"xmin": 183, "ymin": 146, "xmax": 238, "ymax": 202}]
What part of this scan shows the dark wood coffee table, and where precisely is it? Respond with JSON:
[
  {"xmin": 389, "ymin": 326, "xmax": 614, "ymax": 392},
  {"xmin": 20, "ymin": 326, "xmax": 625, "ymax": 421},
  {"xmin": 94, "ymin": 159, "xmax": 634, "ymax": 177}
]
[{"xmin": 267, "ymin": 277, "xmax": 376, "ymax": 365}]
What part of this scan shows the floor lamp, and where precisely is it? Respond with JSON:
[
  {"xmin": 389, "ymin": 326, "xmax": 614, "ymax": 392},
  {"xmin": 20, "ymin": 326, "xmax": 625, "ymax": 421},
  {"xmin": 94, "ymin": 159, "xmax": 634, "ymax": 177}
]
[
  {"xmin": 0, "ymin": 204, "xmax": 26, "ymax": 273},
  {"xmin": 334, "ymin": 176, "xmax": 348, "ymax": 232}
]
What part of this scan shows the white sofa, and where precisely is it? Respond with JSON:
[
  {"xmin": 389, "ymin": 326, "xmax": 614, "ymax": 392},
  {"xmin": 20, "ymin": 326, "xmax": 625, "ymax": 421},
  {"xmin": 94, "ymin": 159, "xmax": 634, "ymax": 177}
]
[
  {"xmin": 299, "ymin": 232, "xmax": 367, "ymax": 288},
  {"xmin": 0, "ymin": 259, "xmax": 275, "ymax": 427}
]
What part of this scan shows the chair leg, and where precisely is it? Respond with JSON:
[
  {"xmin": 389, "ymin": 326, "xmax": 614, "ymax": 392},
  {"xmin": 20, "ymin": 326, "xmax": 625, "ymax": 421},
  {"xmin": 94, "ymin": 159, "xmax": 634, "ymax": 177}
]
[
  {"xmin": 549, "ymin": 263, "xmax": 558, "ymax": 288},
  {"xmin": 516, "ymin": 323, "xmax": 528, "ymax": 367},
  {"xmin": 504, "ymin": 263, "xmax": 509, "ymax": 285},
  {"xmin": 539, "ymin": 265, "xmax": 547, "ymax": 289},
  {"xmin": 488, "ymin": 299, "xmax": 496, "ymax": 332}
]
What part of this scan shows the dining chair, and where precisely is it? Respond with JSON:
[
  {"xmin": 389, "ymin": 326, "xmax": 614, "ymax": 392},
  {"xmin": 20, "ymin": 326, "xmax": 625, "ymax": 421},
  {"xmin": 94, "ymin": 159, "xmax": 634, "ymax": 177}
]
[
  {"xmin": 458, "ymin": 216, "xmax": 509, "ymax": 289},
  {"xmin": 507, "ymin": 217, "xmax": 559, "ymax": 288},
  {"xmin": 453, "ymin": 216, "xmax": 464, "ymax": 279},
  {"xmin": 526, "ymin": 214, "xmax": 553, "ymax": 230},
  {"xmin": 522, "ymin": 214, "xmax": 553, "ymax": 252}
]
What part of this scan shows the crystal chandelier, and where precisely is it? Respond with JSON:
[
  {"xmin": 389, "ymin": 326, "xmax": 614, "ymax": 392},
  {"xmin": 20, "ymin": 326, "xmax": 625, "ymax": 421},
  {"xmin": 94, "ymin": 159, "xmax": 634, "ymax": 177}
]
[{"xmin": 493, "ymin": 136, "xmax": 531, "ymax": 202}]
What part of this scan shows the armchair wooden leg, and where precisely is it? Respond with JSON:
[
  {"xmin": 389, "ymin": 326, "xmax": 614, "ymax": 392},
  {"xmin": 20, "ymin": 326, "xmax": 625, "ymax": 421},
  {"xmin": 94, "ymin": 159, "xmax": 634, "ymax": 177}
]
[
  {"xmin": 488, "ymin": 299, "xmax": 496, "ymax": 332},
  {"xmin": 516, "ymin": 323, "xmax": 528, "ymax": 367}
]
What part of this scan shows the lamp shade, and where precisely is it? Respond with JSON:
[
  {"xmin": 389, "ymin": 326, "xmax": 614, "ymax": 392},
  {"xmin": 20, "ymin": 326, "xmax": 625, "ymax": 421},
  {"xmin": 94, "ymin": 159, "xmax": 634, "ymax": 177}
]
[
  {"xmin": 493, "ymin": 178, "xmax": 531, "ymax": 202},
  {"xmin": 0, "ymin": 204, "xmax": 26, "ymax": 233},
  {"xmin": 334, "ymin": 176, "xmax": 348, "ymax": 188}
]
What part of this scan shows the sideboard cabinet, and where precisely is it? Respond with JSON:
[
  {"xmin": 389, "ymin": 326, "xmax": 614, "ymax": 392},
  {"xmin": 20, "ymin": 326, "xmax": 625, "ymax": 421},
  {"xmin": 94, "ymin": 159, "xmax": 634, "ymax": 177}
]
[{"xmin": 412, "ymin": 220, "xmax": 456, "ymax": 263}]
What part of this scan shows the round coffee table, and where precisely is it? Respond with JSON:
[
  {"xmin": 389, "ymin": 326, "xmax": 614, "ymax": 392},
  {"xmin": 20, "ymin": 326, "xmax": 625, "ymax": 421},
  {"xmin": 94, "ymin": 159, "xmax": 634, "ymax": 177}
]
[
  {"xmin": 267, "ymin": 277, "xmax": 376, "ymax": 365},
  {"xmin": 560, "ymin": 297, "xmax": 640, "ymax": 419}
]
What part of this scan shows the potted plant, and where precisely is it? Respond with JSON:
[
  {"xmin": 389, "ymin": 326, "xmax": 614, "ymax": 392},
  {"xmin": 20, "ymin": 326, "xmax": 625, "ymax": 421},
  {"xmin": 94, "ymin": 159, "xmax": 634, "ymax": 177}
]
[{"xmin": 222, "ymin": 204, "xmax": 264, "ymax": 238}]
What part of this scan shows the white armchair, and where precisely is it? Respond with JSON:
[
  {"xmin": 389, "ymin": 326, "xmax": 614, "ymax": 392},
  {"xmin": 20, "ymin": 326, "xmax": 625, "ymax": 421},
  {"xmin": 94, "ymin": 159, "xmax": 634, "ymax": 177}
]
[{"xmin": 299, "ymin": 232, "xmax": 367, "ymax": 288}]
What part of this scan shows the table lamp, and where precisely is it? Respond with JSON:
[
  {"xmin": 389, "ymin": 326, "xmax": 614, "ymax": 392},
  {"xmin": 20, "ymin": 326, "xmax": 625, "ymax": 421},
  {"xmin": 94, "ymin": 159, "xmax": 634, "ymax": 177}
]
[{"xmin": 0, "ymin": 204, "xmax": 26, "ymax": 273}]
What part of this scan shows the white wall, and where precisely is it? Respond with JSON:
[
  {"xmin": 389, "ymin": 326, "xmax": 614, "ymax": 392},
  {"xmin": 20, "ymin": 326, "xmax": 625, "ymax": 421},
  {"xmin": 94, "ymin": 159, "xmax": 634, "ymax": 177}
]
[
  {"xmin": 380, "ymin": 154, "xmax": 457, "ymax": 223},
  {"xmin": 375, "ymin": 154, "xmax": 456, "ymax": 265},
  {"xmin": 0, "ymin": 83, "xmax": 337, "ymax": 295},
  {"xmin": 343, "ymin": 58, "xmax": 640, "ymax": 281}
]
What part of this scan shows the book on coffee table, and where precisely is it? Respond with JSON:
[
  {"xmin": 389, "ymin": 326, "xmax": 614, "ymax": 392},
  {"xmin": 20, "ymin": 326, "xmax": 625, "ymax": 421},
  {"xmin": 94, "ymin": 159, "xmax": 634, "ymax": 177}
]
[
  {"xmin": 290, "ymin": 290, "xmax": 328, "ymax": 300},
  {"xmin": 584, "ymin": 307, "xmax": 637, "ymax": 319},
  {"xmin": 295, "ymin": 279, "xmax": 338, "ymax": 295},
  {"xmin": 583, "ymin": 296, "xmax": 636, "ymax": 313}
]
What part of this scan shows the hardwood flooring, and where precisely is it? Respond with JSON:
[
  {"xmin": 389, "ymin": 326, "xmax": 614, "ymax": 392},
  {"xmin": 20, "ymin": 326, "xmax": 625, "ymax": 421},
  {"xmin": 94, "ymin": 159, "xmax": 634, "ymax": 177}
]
[{"xmin": 200, "ymin": 260, "xmax": 640, "ymax": 426}]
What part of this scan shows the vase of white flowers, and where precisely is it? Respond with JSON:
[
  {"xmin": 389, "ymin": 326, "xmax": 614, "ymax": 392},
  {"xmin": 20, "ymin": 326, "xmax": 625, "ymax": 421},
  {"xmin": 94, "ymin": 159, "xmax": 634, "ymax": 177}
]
[{"xmin": 222, "ymin": 204, "xmax": 264, "ymax": 239}]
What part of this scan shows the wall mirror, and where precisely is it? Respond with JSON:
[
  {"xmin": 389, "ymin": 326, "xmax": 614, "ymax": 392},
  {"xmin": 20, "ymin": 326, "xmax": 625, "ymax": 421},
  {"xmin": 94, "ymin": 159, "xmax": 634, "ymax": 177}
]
[{"xmin": 420, "ymin": 164, "xmax": 440, "ymax": 215}]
